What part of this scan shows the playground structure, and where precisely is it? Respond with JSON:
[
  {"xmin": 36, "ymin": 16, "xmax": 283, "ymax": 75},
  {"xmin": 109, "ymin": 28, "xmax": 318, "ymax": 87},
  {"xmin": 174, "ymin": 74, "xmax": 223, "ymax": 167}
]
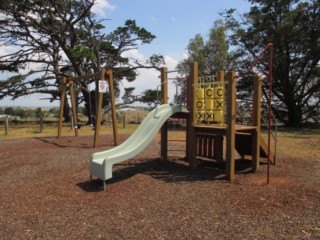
[
  {"xmin": 166, "ymin": 63, "xmax": 274, "ymax": 182},
  {"xmin": 90, "ymin": 53, "xmax": 275, "ymax": 189},
  {"xmin": 58, "ymin": 69, "xmax": 119, "ymax": 148}
]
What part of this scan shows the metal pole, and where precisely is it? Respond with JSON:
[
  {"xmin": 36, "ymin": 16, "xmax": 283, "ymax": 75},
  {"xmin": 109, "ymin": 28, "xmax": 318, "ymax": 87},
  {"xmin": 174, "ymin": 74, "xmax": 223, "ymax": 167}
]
[{"xmin": 267, "ymin": 43, "xmax": 273, "ymax": 184}]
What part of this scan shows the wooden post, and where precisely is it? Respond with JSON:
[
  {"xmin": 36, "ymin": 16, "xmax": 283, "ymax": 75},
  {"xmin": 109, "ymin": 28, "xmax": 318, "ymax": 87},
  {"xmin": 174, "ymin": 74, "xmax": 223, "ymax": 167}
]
[
  {"xmin": 94, "ymin": 70, "xmax": 105, "ymax": 147},
  {"xmin": 69, "ymin": 81, "xmax": 79, "ymax": 137},
  {"xmin": 160, "ymin": 67, "xmax": 168, "ymax": 161},
  {"xmin": 70, "ymin": 115, "xmax": 74, "ymax": 130},
  {"xmin": 58, "ymin": 77, "xmax": 67, "ymax": 138},
  {"xmin": 217, "ymin": 70, "xmax": 225, "ymax": 124},
  {"xmin": 226, "ymin": 71, "xmax": 236, "ymax": 181},
  {"xmin": 186, "ymin": 62, "xmax": 198, "ymax": 169},
  {"xmin": 252, "ymin": 75, "xmax": 262, "ymax": 171},
  {"xmin": 39, "ymin": 115, "xmax": 43, "ymax": 133},
  {"xmin": 122, "ymin": 113, "xmax": 126, "ymax": 129},
  {"xmin": 215, "ymin": 70, "xmax": 225, "ymax": 162},
  {"xmin": 4, "ymin": 117, "xmax": 9, "ymax": 135},
  {"xmin": 107, "ymin": 70, "xmax": 119, "ymax": 146}
]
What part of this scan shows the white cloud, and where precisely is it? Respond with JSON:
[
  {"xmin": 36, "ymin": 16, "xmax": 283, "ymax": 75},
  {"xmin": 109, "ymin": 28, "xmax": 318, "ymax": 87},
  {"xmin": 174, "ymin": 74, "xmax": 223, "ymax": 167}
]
[
  {"xmin": 164, "ymin": 55, "xmax": 178, "ymax": 69},
  {"xmin": 92, "ymin": 0, "xmax": 116, "ymax": 16},
  {"xmin": 0, "ymin": 44, "xmax": 18, "ymax": 56},
  {"xmin": 121, "ymin": 49, "xmax": 145, "ymax": 61}
]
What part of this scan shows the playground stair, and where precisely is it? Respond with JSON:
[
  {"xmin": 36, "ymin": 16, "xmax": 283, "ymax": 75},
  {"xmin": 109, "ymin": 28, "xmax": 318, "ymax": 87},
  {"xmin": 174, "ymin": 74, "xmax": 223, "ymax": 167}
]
[{"xmin": 235, "ymin": 132, "xmax": 274, "ymax": 163}]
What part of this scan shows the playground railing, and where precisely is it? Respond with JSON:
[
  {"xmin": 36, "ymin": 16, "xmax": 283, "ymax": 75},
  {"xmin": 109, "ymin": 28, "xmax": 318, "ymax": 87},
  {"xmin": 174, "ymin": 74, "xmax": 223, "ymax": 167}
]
[{"xmin": 261, "ymin": 109, "xmax": 278, "ymax": 165}]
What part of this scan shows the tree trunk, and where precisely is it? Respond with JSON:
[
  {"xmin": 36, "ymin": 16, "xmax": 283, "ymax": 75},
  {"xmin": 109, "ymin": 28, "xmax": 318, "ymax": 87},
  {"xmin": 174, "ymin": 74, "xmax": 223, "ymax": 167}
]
[
  {"xmin": 82, "ymin": 88, "xmax": 96, "ymax": 125},
  {"xmin": 287, "ymin": 101, "xmax": 302, "ymax": 127},
  {"xmin": 63, "ymin": 97, "xmax": 71, "ymax": 122}
]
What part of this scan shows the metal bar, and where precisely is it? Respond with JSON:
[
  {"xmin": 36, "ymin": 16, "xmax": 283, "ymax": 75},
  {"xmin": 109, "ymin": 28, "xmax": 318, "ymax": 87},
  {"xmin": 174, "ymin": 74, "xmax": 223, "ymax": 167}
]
[
  {"xmin": 238, "ymin": 43, "xmax": 273, "ymax": 79},
  {"xmin": 267, "ymin": 43, "xmax": 273, "ymax": 184}
]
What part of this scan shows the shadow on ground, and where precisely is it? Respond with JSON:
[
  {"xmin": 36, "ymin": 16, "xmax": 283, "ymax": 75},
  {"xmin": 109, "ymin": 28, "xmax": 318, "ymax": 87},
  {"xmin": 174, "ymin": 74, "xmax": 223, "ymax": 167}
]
[{"xmin": 77, "ymin": 157, "xmax": 254, "ymax": 192}]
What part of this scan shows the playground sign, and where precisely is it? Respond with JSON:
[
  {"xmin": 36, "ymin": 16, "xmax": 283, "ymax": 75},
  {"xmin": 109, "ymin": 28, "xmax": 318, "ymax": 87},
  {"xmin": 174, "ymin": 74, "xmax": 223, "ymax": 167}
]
[{"xmin": 98, "ymin": 80, "xmax": 107, "ymax": 93}]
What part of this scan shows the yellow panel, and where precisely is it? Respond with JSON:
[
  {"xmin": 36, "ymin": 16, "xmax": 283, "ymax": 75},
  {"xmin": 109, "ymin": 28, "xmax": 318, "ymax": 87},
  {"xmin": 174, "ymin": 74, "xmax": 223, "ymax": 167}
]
[
  {"xmin": 205, "ymin": 110, "xmax": 214, "ymax": 121},
  {"xmin": 197, "ymin": 88, "xmax": 205, "ymax": 99},
  {"xmin": 214, "ymin": 111, "xmax": 224, "ymax": 122},
  {"xmin": 205, "ymin": 87, "xmax": 214, "ymax": 99},
  {"xmin": 214, "ymin": 99, "xmax": 224, "ymax": 110},
  {"xmin": 196, "ymin": 100, "xmax": 205, "ymax": 110},
  {"xmin": 214, "ymin": 87, "xmax": 224, "ymax": 99},
  {"xmin": 196, "ymin": 111, "xmax": 205, "ymax": 121},
  {"xmin": 205, "ymin": 99, "xmax": 214, "ymax": 110}
]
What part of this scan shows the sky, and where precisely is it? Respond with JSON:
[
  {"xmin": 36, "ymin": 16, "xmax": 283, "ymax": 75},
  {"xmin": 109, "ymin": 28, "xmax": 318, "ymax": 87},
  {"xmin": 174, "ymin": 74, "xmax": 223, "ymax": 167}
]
[{"xmin": 0, "ymin": 0, "xmax": 251, "ymax": 108}]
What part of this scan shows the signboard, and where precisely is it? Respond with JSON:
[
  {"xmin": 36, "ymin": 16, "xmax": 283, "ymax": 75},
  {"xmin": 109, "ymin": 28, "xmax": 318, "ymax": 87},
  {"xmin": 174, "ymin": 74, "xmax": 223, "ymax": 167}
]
[{"xmin": 98, "ymin": 80, "xmax": 107, "ymax": 93}]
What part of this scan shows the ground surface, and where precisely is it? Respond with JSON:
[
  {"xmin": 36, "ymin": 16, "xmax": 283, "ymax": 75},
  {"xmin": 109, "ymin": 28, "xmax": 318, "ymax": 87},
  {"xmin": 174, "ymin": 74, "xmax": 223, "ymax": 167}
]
[{"xmin": 0, "ymin": 130, "xmax": 319, "ymax": 239}]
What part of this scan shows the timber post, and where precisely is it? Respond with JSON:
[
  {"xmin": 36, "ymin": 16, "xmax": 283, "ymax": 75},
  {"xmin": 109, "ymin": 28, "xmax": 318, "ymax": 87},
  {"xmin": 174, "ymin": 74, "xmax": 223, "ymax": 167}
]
[
  {"xmin": 226, "ymin": 71, "xmax": 236, "ymax": 181},
  {"xmin": 58, "ymin": 77, "xmax": 67, "ymax": 138},
  {"xmin": 214, "ymin": 70, "xmax": 225, "ymax": 163},
  {"xmin": 186, "ymin": 62, "xmax": 198, "ymax": 170},
  {"xmin": 107, "ymin": 69, "xmax": 119, "ymax": 146},
  {"xmin": 94, "ymin": 70, "xmax": 105, "ymax": 147},
  {"xmin": 69, "ymin": 81, "xmax": 79, "ymax": 137},
  {"xmin": 160, "ymin": 67, "xmax": 168, "ymax": 161}
]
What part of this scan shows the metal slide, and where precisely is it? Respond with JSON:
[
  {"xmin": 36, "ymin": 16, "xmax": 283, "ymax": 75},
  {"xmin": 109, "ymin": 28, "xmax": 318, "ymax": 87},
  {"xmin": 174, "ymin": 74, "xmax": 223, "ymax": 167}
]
[{"xmin": 90, "ymin": 104, "xmax": 188, "ymax": 187}]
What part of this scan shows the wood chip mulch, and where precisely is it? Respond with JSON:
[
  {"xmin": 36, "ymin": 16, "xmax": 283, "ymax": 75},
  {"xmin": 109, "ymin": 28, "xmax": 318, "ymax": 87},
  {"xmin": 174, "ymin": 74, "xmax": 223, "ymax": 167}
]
[{"xmin": 0, "ymin": 133, "xmax": 319, "ymax": 240}]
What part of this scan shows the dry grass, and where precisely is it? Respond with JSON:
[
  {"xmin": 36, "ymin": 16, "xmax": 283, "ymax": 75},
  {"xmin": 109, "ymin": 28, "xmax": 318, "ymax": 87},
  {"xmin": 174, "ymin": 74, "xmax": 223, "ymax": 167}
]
[{"xmin": 0, "ymin": 108, "xmax": 149, "ymax": 140}]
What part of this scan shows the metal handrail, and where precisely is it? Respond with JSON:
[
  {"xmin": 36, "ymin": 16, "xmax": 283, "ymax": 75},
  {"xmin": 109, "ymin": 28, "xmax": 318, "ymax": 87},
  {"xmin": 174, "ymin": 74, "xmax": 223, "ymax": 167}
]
[{"xmin": 261, "ymin": 111, "xmax": 278, "ymax": 164}]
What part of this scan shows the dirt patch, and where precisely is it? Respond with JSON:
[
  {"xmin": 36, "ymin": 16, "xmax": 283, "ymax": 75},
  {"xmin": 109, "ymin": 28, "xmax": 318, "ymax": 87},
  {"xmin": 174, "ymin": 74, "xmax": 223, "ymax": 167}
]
[{"xmin": 0, "ymin": 132, "xmax": 319, "ymax": 239}]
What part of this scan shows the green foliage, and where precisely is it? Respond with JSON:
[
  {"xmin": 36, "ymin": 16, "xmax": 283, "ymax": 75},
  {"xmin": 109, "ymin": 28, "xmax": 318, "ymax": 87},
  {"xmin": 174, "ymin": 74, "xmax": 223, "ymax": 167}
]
[
  {"xmin": 4, "ymin": 107, "xmax": 14, "ymax": 115},
  {"xmin": 14, "ymin": 108, "xmax": 28, "ymax": 118},
  {"xmin": 35, "ymin": 107, "xmax": 42, "ymax": 118},
  {"xmin": 140, "ymin": 89, "xmax": 159, "ymax": 109},
  {"xmin": 176, "ymin": 20, "xmax": 228, "ymax": 104},
  {"xmin": 122, "ymin": 87, "xmax": 136, "ymax": 104},
  {"xmin": 69, "ymin": 46, "xmax": 96, "ymax": 63},
  {"xmin": 205, "ymin": 20, "xmax": 228, "ymax": 73},
  {"xmin": 0, "ymin": 0, "xmax": 9, "ymax": 10},
  {"xmin": 177, "ymin": 20, "xmax": 229, "ymax": 76}
]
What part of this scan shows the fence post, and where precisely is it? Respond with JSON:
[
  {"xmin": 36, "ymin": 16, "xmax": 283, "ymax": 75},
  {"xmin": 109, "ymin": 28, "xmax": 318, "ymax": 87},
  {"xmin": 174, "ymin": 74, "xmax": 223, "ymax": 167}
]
[
  {"xmin": 122, "ymin": 114, "xmax": 126, "ymax": 129},
  {"xmin": 5, "ymin": 117, "xmax": 9, "ymax": 135},
  {"xmin": 70, "ymin": 115, "xmax": 74, "ymax": 130},
  {"xmin": 39, "ymin": 115, "xmax": 44, "ymax": 133}
]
